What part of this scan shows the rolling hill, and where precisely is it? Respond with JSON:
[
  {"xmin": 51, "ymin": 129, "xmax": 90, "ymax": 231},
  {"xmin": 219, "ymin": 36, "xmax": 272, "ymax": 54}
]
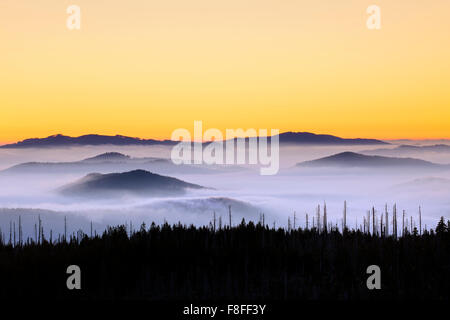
[
  {"xmin": 296, "ymin": 152, "xmax": 447, "ymax": 169},
  {"xmin": 58, "ymin": 169, "xmax": 205, "ymax": 197}
]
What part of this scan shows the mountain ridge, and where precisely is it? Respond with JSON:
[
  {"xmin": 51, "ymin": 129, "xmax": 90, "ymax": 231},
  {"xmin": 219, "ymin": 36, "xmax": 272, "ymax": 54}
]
[
  {"xmin": 0, "ymin": 132, "xmax": 388, "ymax": 148},
  {"xmin": 0, "ymin": 152, "xmax": 245, "ymax": 175},
  {"xmin": 296, "ymin": 151, "xmax": 448, "ymax": 169},
  {"xmin": 0, "ymin": 134, "xmax": 177, "ymax": 148}
]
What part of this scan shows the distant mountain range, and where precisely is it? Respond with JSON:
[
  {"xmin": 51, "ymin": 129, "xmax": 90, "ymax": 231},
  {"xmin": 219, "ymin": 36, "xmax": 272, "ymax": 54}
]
[
  {"xmin": 59, "ymin": 169, "xmax": 205, "ymax": 197},
  {"xmin": 0, "ymin": 132, "xmax": 388, "ymax": 148},
  {"xmin": 362, "ymin": 144, "xmax": 450, "ymax": 157},
  {"xmin": 0, "ymin": 134, "xmax": 177, "ymax": 148},
  {"xmin": 296, "ymin": 152, "xmax": 448, "ymax": 169},
  {"xmin": 275, "ymin": 132, "xmax": 387, "ymax": 145},
  {"xmin": 1, "ymin": 152, "xmax": 243, "ymax": 175}
]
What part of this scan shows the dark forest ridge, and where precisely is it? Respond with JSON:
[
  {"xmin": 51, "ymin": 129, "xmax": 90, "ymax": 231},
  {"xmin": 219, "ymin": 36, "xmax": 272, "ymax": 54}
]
[
  {"xmin": 0, "ymin": 132, "xmax": 388, "ymax": 148},
  {"xmin": 297, "ymin": 151, "xmax": 449, "ymax": 169},
  {"xmin": 59, "ymin": 169, "xmax": 205, "ymax": 197},
  {"xmin": 1, "ymin": 217, "xmax": 449, "ymax": 300}
]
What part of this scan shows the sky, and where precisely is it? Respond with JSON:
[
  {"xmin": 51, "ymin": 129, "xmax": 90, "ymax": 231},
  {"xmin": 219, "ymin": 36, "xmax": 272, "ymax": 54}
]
[{"xmin": 1, "ymin": 0, "xmax": 450, "ymax": 143}]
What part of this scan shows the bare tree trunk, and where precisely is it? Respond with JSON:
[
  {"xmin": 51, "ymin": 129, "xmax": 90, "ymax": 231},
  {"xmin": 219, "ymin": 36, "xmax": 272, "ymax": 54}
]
[
  {"xmin": 316, "ymin": 205, "xmax": 321, "ymax": 233},
  {"xmin": 38, "ymin": 215, "xmax": 41, "ymax": 244},
  {"xmin": 393, "ymin": 204, "xmax": 397, "ymax": 239},
  {"xmin": 380, "ymin": 213, "xmax": 384, "ymax": 237},
  {"xmin": 293, "ymin": 212, "xmax": 296, "ymax": 230},
  {"xmin": 410, "ymin": 216, "xmax": 413, "ymax": 233},
  {"xmin": 306, "ymin": 213, "xmax": 309, "ymax": 230},
  {"xmin": 419, "ymin": 206, "xmax": 422, "ymax": 236},
  {"xmin": 402, "ymin": 210, "xmax": 405, "ymax": 237},
  {"xmin": 372, "ymin": 207, "xmax": 375, "ymax": 236},
  {"xmin": 385, "ymin": 204, "xmax": 389, "ymax": 237},
  {"xmin": 343, "ymin": 200, "xmax": 347, "ymax": 232}
]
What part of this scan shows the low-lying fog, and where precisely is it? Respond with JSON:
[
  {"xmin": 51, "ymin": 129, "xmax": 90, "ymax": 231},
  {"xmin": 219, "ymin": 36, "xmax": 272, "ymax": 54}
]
[{"xmin": 1, "ymin": 143, "xmax": 449, "ymax": 241}]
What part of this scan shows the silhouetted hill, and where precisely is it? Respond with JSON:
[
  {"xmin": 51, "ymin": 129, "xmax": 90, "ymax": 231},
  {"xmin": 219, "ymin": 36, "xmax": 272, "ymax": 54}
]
[
  {"xmin": 0, "ymin": 134, "xmax": 177, "ymax": 148},
  {"xmin": 59, "ymin": 170, "xmax": 205, "ymax": 197},
  {"xmin": 81, "ymin": 152, "xmax": 131, "ymax": 163},
  {"xmin": 297, "ymin": 152, "xmax": 446, "ymax": 168},
  {"xmin": 278, "ymin": 132, "xmax": 387, "ymax": 145}
]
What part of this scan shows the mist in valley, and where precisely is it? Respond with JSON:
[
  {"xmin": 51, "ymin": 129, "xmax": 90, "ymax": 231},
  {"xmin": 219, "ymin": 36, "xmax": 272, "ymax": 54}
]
[{"xmin": 1, "ymin": 142, "xmax": 449, "ymax": 241}]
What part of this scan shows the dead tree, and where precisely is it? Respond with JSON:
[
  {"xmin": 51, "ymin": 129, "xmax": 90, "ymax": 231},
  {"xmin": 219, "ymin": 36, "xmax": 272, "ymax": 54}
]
[
  {"xmin": 385, "ymin": 204, "xmax": 389, "ymax": 237},
  {"xmin": 393, "ymin": 204, "xmax": 397, "ymax": 239},
  {"xmin": 410, "ymin": 216, "xmax": 413, "ymax": 234},
  {"xmin": 306, "ymin": 213, "xmax": 309, "ymax": 230},
  {"xmin": 293, "ymin": 212, "xmax": 296, "ymax": 230},
  {"xmin": 380, "ymin": 213, "xmax": 384, "ymax": 237},
  {"xmin": 372, "ymin": 207, "xmax": 375, "ymax": 235},
  {"xmin": 419, "ymin": 206, "xmax": 422, "ymax": 235},
  {"xmin": 38, "ymin": 215, "xmax": 41, "ymax": 244},
  {"xmin": 402, "ymin": 210, "xmax": 405, "ymax": 237},
  {"xmin": 18, "ymin": 216, "xmax": 22, "ymax": 246},
  {"xmin": 9, "ymin": 221, "xmax": 12, "ymax": 245},
  {"xmin": 64, "ymin": 216, "xmax": 67, "ymax": 242},
  {"xmin": 316, "ymin": 205, "xmax": 321, "ymax": 233},
  {"xmin": 363, "ymin": 216, "xmax": 366, "ymax": 234},
  {"xmin": 343, "ymin": 200, "xmax": 347, "ymax": 232}
]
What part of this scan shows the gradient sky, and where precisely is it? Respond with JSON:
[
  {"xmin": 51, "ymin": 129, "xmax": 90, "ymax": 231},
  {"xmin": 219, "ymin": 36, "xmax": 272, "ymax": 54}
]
[{"xmin": 1, "ymin": 0, "xmax": 450, "ymax": 143}]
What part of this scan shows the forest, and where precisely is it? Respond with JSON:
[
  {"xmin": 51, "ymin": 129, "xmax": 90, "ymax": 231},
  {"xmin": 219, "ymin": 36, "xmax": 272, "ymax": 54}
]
[{"xmin": 0, "ymin": 212, "xmax": 449, "ymax": 301}]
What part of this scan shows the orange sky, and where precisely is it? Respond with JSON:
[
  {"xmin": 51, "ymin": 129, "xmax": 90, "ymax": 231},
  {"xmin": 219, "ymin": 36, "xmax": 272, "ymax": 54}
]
[{"xmin": 1, "ymin": 0, "xmax": 450, "ymax": 143}]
